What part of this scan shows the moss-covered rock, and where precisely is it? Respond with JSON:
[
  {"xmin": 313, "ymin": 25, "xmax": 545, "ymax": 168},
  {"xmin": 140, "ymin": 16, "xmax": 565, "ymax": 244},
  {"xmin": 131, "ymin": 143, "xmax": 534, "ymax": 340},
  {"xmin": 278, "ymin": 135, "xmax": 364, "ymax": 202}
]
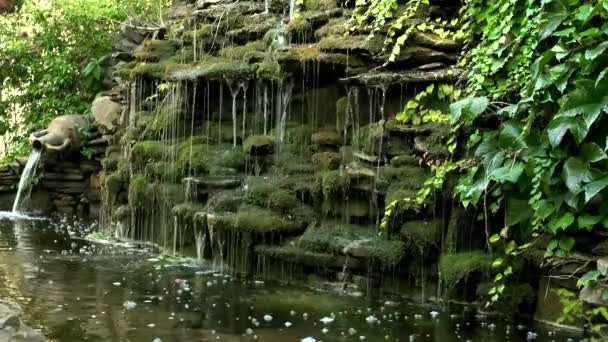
[
  {"xmin": 256, "ymin": 59, "xmax": 284, "ymax": 80},
  {"xmin": 318, "ymin": 35, "xmax": 383, "ymax": 54},
  {"xmin": 103, "ymin": 172, "xmax": 126, "ymax": 194},
  {"xmin": 220, "ymin": 41, "xmax": 266, "ymax": 61},
  {"xmin": 227, "ymin": 16, "xmax": 278, "ymax": 43},
  {"xmin": 390, "ymin": 154, "xmax": 420, "ymax": 167},
  {"xmin": 400, "ymin": 219, "xmax": 442, "ymax": 249},
  {"xmin": 176, "ymin": 143, "xmax": 210, "ymax": 175},
  {"xmin": 207, "ymin": 189, "xmax": 246, "ymax": 213},
  {"xmin": 314, "ymin": 17, "xmax": 348, "ymax": 39},
  {"xmin": 317, "ymin": 169, "xmax": 350, "ymax": 199},
  {"xmin": 311, "ymin": 129, "xmax": 342, "ymax": 146},
  {"xmin": 128, "ymin": 174, "xmax": 154, "ymax": 207},
  {"xmin": 267, "ymin": 189, "xmax": 298, "ymax": 213},
  {"xmin": 352, "ymin": 121, "xmax": 385, "ymax": 154},
  {"xmin": 439, "ymin": 251, "xmax": 490, "ymax": 288},
  {"xmin": 297, "ymin": 223, "xmax": 405, "ymax": 266},
  {"xmin": 167, "ymin": 56, "xmax": 255, "ymax": 82},
  {"xmin": 229, "ymin": 205, "xmax": 303, "ymax": 233},
  {"xmin": 311, "ymin": 152, "xmax": 342, "ymax": 170},
  {"xmin": 132, "ymin": 141, "xmax": 166, "ymax": 166},
  {"xmin": 133, "ymin": 39, "xmax": 179, "ymax": 62},
  {"xmin": 243, "ymin": 135, "xmax": 275, "ymax": 155},
  {"xmin": 381, "ymin": 165, "xmax": 429, "ymax": 190},
  {"xmin": 173, "ymin": 202, "xmax": 206, "ymax": 221},
  {"xmin": 183, "ymin": 24, "xmax": 215, "ymax": 44},
  {"xmin": 304, "ymin": 0, "xmax": 337, "ymax": 11}
]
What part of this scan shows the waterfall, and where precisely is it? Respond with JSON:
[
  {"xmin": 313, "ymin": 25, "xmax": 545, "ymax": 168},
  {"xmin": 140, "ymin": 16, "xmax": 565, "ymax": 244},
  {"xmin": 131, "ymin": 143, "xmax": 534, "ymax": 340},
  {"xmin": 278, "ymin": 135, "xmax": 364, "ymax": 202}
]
[
  {"xmin": 288, "ymin": 0, "xmax": 296, "ymax": 19},
  {"xmin": 12, "ymin": 150, "xmax": 42, "ymax": 213}
]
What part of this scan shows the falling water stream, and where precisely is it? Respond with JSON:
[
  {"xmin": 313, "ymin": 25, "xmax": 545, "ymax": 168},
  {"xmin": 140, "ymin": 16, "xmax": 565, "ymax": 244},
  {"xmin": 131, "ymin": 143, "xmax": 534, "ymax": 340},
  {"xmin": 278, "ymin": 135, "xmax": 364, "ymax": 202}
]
[{"xmin": 12, "ymin": 150, "xmax": 42, "ymax": 213}]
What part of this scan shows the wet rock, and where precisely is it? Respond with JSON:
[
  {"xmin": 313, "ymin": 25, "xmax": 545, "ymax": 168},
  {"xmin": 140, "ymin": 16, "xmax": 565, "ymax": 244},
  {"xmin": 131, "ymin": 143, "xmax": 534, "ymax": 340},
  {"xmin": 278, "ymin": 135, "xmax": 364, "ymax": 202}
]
[
  {"xmin": 580, "ymin": 283, "xmax": 607, "ymax": 305},
  {"xmin": 312, "ymin": 130, "xmax": 342, "ymax": 146},
  {"xmin": 412, "ymin": 32, "xmax": 462, "ymax": 51},
  {"xmin": 593, "ymin": 240, "xmax": 608, "ymax": 256},
  {"xmin": 341, "ymin": 68, "xmax": 463, "ymax": 87},
  {"xmin": 0, "ymin": 300, "xmax": 46, "ymax": 342},
  {"xmin": 92, "ymin": 96, "xmax": 122, "ymax": 132},
  {"xmin": 598, "ymin": 258, "xmax": 608, "ymax": 276},
  {"xmin": 312, "ymin": 152, "xmax": 342, "ymax": 170},
  {"xmin": 243, "ymin": 135, "xmax": 275, "ymax": 155},
  {"xmin": 392, "ymin": 46, "xmax": 458, "ymax": 66}
]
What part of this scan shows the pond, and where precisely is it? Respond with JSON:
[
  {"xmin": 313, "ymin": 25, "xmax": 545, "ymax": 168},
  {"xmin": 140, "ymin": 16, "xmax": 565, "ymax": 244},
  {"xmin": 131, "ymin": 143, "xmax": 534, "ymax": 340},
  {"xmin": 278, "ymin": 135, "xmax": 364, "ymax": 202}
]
[{"xmin": 0, "ymin": 214, "xmax": 579, "ymax": 342}]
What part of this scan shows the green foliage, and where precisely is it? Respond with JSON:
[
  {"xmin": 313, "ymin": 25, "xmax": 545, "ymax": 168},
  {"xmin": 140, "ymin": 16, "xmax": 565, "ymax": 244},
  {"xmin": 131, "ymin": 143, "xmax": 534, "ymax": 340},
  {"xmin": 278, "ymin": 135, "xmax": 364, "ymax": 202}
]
[
  {"xmin": 0, "ymin": 0, "xmax": 169, "ymax": 159},
  {"xmin": 439, "ymin": 251, "xmax": 489, "ymax": 289},
  {"xmin": 557, "ymin": 289, "xmax": 608, "ymax": 341}
]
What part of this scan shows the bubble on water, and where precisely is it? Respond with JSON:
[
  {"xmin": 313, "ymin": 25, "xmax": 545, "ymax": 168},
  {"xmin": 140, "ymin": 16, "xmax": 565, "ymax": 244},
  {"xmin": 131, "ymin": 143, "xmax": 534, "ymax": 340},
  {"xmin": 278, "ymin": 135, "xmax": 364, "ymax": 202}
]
[
  {"xmin": 290, "ymin": 310, "xmax": 296, "ymax": 316},
  {"xmin": 246, "ymin": 328, "xmax": 254, "ymax": 335},
  {"xmin": 303, "ymin": 313, "xmax": 309, "ymax": 320},
  {"xmin": 152, "ymin": 338, "xmax": 162, "ymax": 342},
  {"xmin": 360, "ymin": 336, "xmax": 366, "ymax": 340},
  {"xmin": 284, "ymin": 321, "xmax": 292, "ymax": 328},
  {"xmin": 123, "ymin": 301, "xmax": 137, "ymax": 310},
  {"xmin": 430, "ymin": 311, "xmax": 439, "ymax": 319},
  {"xmin": 113, "ymin": 282, "xmax": 121, "ymax": 286},
  {"xmin": 147, "ymin": 323, "xmax": 155, "ymax": 328},
  {"xmin": 322, "ymin": 328, "xmax": 329, "ymax": 334},
  {"xmin": 348, "ymin": 328, "xmax": 357, "ymax": 335},
  {"xmin": 301, "ymin": 338, "xmax": 316, "ymax": 342},
  {"xmin": 365, "ymin": 316, "xmax": 378, "ymax": 324},
  {"xmin": 526, "ymin": 331, "xmax": 537, "ymax": 340},
  {"xmin": 263, "ymin": 314, "xmax": 273, "ymax": 322},
  {"xmin": 320, "ymin": 317, "xmax": 334, "ymax": 324}
]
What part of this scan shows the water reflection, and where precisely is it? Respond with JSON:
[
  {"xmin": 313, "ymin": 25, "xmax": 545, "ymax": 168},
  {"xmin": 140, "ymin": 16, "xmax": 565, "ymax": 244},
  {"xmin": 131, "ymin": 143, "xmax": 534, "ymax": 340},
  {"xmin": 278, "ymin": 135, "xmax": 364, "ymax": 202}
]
[{"xmin": 0, "ymin": 217, "xmax": 581, "ymax": 342}]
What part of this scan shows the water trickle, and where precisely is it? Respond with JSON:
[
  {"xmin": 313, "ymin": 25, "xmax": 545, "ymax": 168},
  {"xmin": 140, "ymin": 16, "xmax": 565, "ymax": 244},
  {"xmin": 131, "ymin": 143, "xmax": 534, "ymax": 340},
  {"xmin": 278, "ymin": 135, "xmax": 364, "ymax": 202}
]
[
  {"xmin": 264, "ymin": 0, "xmax": 269, "ymax": 14},
  {"xmin": 263, "ymin": 84, "xmax": 269, "ymax": 135},
  {"xmin": 241, "ymin": 81, "xmax": 250, "ymax": 140},
  {"xmin": 288, "ymin": 0, "xmax": 296, "ymax": 19},
  {"xmin": 12, "ymin": 150, "xmax": 42, "ymax": 213},
  {"xmin": 278, "ymin": 80, "xmax": 293, "ymax": 142},
  {"xmin": 226, "ymin": 78, "xmax": 243, "ymax": 147}
]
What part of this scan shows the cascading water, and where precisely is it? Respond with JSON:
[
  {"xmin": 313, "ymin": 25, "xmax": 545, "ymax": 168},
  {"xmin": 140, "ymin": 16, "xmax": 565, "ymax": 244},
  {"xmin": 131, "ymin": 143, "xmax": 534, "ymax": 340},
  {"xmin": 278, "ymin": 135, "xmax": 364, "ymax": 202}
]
[{"xmin": 12, "ymin": 150, "xmax": 42, "ymax": 213}]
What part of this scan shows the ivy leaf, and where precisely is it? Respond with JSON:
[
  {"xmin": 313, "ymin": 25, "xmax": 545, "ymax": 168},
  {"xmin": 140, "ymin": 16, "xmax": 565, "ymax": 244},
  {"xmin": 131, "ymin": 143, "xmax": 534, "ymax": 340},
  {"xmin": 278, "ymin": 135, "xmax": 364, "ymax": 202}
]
[
  {"xmin": 490, "ymin": 162, "xmax": 524, "ymax": 183},
  {"xmin": 498, "ymin": 121, "xmax": 526, "ymax": 150},
  {"xmin": 574, "ymin": 4, "xmax": 594, "ymax": 22},
  {"xmin": 558, "ymin": 236, "xmax": 575, "ymax": 252},
  {"xmin": 540, "ymin": 0, "xmax": 568, "ymax": 40},
  {"xmin": 547, "ymin": 115, "xmax": 586, "ymax": 146},
  {"xmin": 506, "ymin": 198, "xmax": 532, "ymax": 226},
  {"xmin": 586, "ymin": 41, "xmax": 608, "ymax": 60},
  {"xmin": 577, "ymin": 271, "xmax": 600, "ymax": 288},
  {"xmin": 450, "ymin": 97, "xmax": 489, "ymax": 123},
  {"xmin": 562, "ymin": 157, "xmax": 593, "ymax": 193},
  {"xmin": 547, "ymin": 212, "xmax": 575, "ymax": 233},
  {"xmin": 578, "ymin": 215, "xmax": 602, "ymax": 230},
  {"xmin": 557, "ymin": 79, "xmax": 608, "ymax": 132},
  {"xmin": 597, "ymin": 67, "xmax": 608, "ymax": 87},
  {"xmin": 580, "ymin": 143, "xmax": 608, "ymax": 162},
  {"xmin": 489, "ymin": 234, "xmax": 500, "ymax": 243},
  {"xmin": 583, "ymin": 176, "xmax": 608, "ymax": 202}
]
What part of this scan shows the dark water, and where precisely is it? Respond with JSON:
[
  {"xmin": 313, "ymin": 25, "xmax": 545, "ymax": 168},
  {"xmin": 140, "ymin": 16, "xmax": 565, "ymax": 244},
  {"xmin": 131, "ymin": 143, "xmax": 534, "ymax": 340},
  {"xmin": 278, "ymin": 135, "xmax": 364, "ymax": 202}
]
[{"xmin": 0, "ymin": 214, "xmax": 580, "ymax": 342}]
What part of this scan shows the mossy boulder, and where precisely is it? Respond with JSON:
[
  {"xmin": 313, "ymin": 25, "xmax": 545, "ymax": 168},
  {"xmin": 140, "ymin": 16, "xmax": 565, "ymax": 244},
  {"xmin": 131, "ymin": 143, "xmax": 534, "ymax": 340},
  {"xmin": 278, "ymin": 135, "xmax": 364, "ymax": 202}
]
[
  {"xmin": 317, "ymin": 169, "xmax": 350, "ymax": 199},
  {"xmin": 439, "ymin": 251, "xmax": 490, "ymax": 288},
  {"xmin": 173, "ymin": 202, "xmax": 206, "ymax": 221},
  {"xmin": 103, "ymin": 172, "xmax": 126, "ymax": 194},
  {"xmin": 303, "ymin": 0, "xmax": 337, "ymax": 11},
  {"xmin": 352, "ymin": 121, "xmax": 385, "ymax": 154},
  {"xmin": 167, "ymin": 56, "xmax": 255, "ymax": 82},
  {"xmin": 381, "ymin": 165, "xmax": 429, "ymax": 190},
  {"xmin": 400, "ymin": 219, "xmax": 442, "ymax": 249},
  {"xmin": 311, "ymin": 129, "xmax": 342, "ymax": 146},
  {"xmin": 297, "ymin": 223, "xmax": 405, "ymax": 266},
  {"xmin": 390, "ymin": 154, "xmax": 419, "ymax": 167},
  {"xmin": 311, "ymin": 152, "xmax": 342, "ymax": 170},
  {"xmin": 225, "ymin": 205, "xmax": 304, "ymax": 233},
  {"xmin": 318, "ymin": 35, "xmax": 383, "ymax": 55},
  {"xmin": 207, "ymin": 189, "xmax": 246, "ymax": 213},
  {"xmin": 133, "ymin": 39, "xmax": 178, "ymax": 62},
  {"xmin": 243, "ymin": 135, "xmax": 275, "ymax": 155},
  {"xmin": 267, "ymin": 189, "xmax": 298, "ymax": 213},
  {"xmin": 314, "ymin": 17, "xmax": 348, "ymax": 39},
  {"xmin": 128, "ymin": 174, "xmax": 154, "ymax": 207},
  {"xmin": 256, "ymin": 59, "xmax": 284, "ymax": 80},
  {"xmin": 183, "ymin": 24, "xmax": 215, "ymax": 44},
  {"xmin": 132, "ymin": 141, "xmax": 166, "ymax": 166},
  {"xmin": 176, "ymin": 143, "xmax": 210, "ymax": 175},
  {"xmin": 220, "ymin": 41, "xmax": 266, "ymax": 61}
]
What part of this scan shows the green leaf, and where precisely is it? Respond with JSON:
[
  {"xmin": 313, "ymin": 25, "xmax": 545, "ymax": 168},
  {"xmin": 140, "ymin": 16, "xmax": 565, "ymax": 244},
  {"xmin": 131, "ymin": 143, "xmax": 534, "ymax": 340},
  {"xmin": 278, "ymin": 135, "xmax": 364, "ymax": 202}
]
[
  {"xmin": 498, "ymin": 121, "xmax": 526, "ymax": 150},
  {"xmin": 597, "ymin": 67, "xmax": 608, "ymax": 87},
  {"xmin": 490, "ymin": 162, "xmax": 524, "ymax": 183},
  {"xmin": 586, "ymin": 41, "xmax": 608, "ymax": 60},
  {"xmin": 492, "ymin": 257, "xmax": 504, "ymax": 268},
  {"xmin": 574, "ymin": 4, "xmax": 594, "ymax": 22},
  {"xmin": 503, "ymin": 266, "xmax": 513, "ymax": 276},
  {"xmin": 547, "ymin": 212, "xmax": 575, "ymax": 233},
  {"xmin": 540, "ymin": 0, "xmax": 568, "ymax": 40},
  {"xmin": 450, "ymin": 97, "xmax": 489, "ymax": 123},
  {"xmin": 489, "ymin": 234, "xmax": 501, "ymax": 244},
  {"xmin": 557, "ymin": 79, "xmax": 608, "ymax": 131},
  {"xmin": 580, "ymin": 143, "xmax": 608, "ymax": 162},
  {"xmin": 547, "ymin": 115, "xmax": 587, "ymax": 147},
  {"xmin": 547, "ymin": 239, "xmax": 559, "ymax": 252},
  {"xmin": 506, "ymin": 198, "xmax": 532, "ymax": 226},
  {"xmin": 562, "ymin": 157, "xmax": 593, "ymax": 193},
  {"xmin": 577, "ymin": 271, "xmax": 600, "ymax": 288},
  {"xmin": 558, "ymin": 236, "xmax": 575, "ymax": 252},
  {"xmin": 578, "ymin": 215, "xmax": 602, "ymax": 230},
  {"xmin": 583, "ymin": 176, "xmax": 608, "ymax": 202}
]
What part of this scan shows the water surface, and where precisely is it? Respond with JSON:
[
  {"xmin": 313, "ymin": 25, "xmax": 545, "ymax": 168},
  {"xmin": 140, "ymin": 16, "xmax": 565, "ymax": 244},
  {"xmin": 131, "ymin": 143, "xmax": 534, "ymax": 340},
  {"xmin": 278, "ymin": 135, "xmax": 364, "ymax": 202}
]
[{"xmin": 0, "ymin": 215, "xmax": 579, "ymax": 341}]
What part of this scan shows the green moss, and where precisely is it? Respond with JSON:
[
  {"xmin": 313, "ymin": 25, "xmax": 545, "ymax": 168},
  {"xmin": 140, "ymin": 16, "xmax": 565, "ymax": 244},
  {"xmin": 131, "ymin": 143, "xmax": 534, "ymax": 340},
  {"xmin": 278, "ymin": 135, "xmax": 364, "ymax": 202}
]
[
  {"xmin": 134, "ymin": 39, "xmax": 178, "ymax": 62},
  {"xmin": 352, "ymin": 121, "xmax": 385, "ymax": 153},
  {"xmin": 167, "ymin": 56, "xmax": 255, "ymax": 81},
  {"xmin": 113, "ymin": 61, "xmax": 138, "ymax": 79},
  {"xmin": 226, "ymin": 205, "xmax": 303, "ymax": 233},
  {"xmin": 145, "ymin": 161, "xmax": 179, "ymax": 180},
  {"xmin": 311, "ymin": 152, "xmax": 342, "ymax": 170},
  {"xmin": 132, "ymin": 141, "xmax": 166, "ymax": 166},
  {"xmin": 439, "ymin": 251, "xmax": 490, "ymax": 288},
  {"xmin": 381, "ymin": 165, "xmax": 429, "ymax": 190},
  {"xmin": 304, "ymin": 0, "xmax": 337, "ymax": 11},
  {"xmin": 390, "ymin": 154, "xmax": 419, "ymax": 167},
  {"xmin": 227, "ymin": 17, "xmax": 278, "ymax": 41},
  {"xmin": 131, "ymin": 62, "xmax": 169, "ymax": 79},
  {"xmin": 298, "ymin": 223, "xmax": 405, "ymax": 266},
  {"xmin": 183, "ymin": 24, "xmax": 214, "ymax": 43},
  {"xmin": 284, "ymin": 44, "xmax": 321, "ymax": 62},
  {"xmin": 205, "ymin": 122, "xmax": 236, "ymax": 144},
  {"xmin": 256, "ymin": 59, "xmax": 284, "ymax": 80},
  {"xmin": 400, "ymin": 219, "xmax": 442, "ymax": 249},
  {"xmin": 318, "ymin": 35, "xmax": 383, "ymax": 54},
  {"xmin": 173, "ymin": 202, "xmax": 206, "ymax": 221},
  {"xmin": 207, "ymin": 189, "xmax": 246, "ymax": 213},
  {"xmin": 243, "ymin": 135, "xmax": 275, "ymax": 155},
  {"xmin": 267, "ymin": 190, "xmax": 298, "ymax": 213},
  {"xmin": 318, "ymin": 170, "xmax": 350, "ymax": 199},
  {"xmin": 287, "ymin": 13, "xmax": 312, "ymax": 34},
  {"xmin": 128, "ymin": 174, "xmax": 154, "ymax": 207},
  {"xmin": 311, "ymin": 129, "xmax": 342, "ymax": 146},
  {"xmin": 315, "ymin": 17, "xmax": 348, "ymax": 39},
  {"xmin": 103, "ymin": 172, "xmax": 126, "ymax": 194},
  {"xmin": 176, "ymin": 143, "xmax": 210, "ymax": 175},
  {"xmin": 220, "ymin": 41, "xmax": 266, "ymax": 61}
]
